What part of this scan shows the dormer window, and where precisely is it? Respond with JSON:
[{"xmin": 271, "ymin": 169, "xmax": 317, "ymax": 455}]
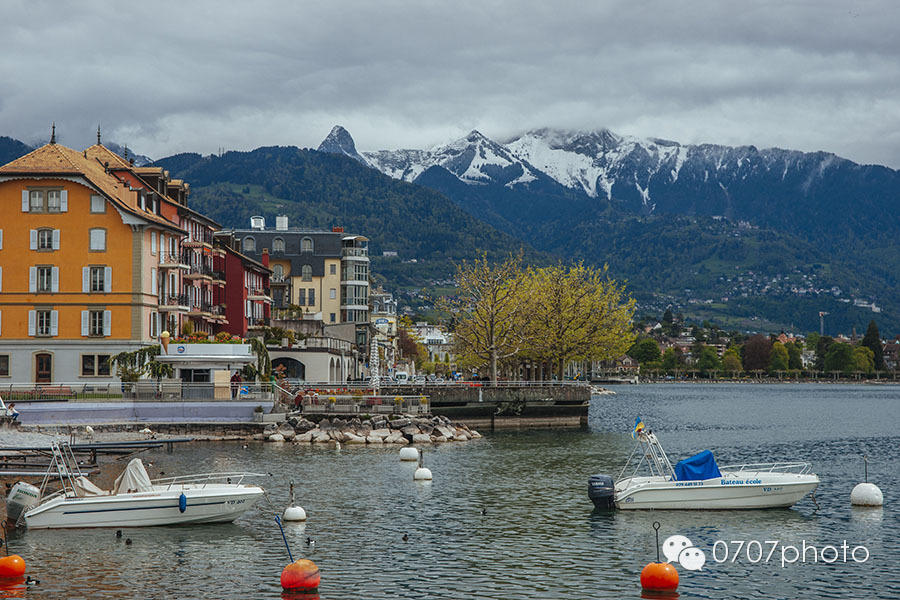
[
  {"xmin": 243, "ymin": 237, "xmax": 256, "ymax": 252},
  {"xmin": 301, "ymin": 237, "xmax": 313, "ymax": 252},
  {"xmin": 273, "ymin": 238, "xmax": 285, "ymax": 253}
]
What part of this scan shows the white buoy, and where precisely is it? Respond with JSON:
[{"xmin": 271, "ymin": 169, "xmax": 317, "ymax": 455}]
[
  {"xmin": 851, "ymin": 455, "xmax": 883, "ymax": 507},
  {"xmin": 414, "ymin": 450, "xmax": 432, "ymax": 481},
  {"xmin": 283, "ymin": 481, "xmax": 308, "ymax": 521},
  {"xmin": 399, "ymin": 446, "xmax": 419, "ymax": 462}
]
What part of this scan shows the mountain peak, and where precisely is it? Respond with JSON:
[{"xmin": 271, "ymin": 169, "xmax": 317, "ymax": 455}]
[{"xmin": 317, "ymin": 125, "xmax": 368, "ymax": 164}]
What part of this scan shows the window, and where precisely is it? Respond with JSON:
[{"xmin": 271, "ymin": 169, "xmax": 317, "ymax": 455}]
[
  {"xmin": 89, "ymin": 229, "xmax": 107, "ymax": 251},
  {"xmin": 26, "ymin": 189, "xmax": 65, "ymax": 213},
  {"xmin": 150, "ymin": 312, "xmax": 159, "ymax": 337},
  {"xmin": 329, "ymin": 263, "xmax": 336, "ymax": 275},
  {"xmin": 272, "ymin": 264, "xmax": 284, "ymax": 280},
  {"xmin": 329, "ymin": 288, "xmax": 336, "ymax": 299},
  {"xmin": 90, "ymin": 195, "xmax": 106, "ymax": 213},
  {"xmin": 36, "ymin": 310, "xmax": 52, "ymax": 336},
  {"xmin": 243, "ymin": 237, "xmax": 256, "ymax": 252},
  {"xmin": 31, "ymin": 229, "xmax": 59, "ymax": 251},
  {"xmin": 37, "ymin": 266, "xmax": 53, "ymax": 292},
  {"xmin": 81, "ymin": 354, "xmax": 110, "ymax": 377},
  {"xmin": 82, "ymin": 309, "xmax": 111, "ymax": 337},
  {"xmin": 308, "ymin": 289, "xmax": 315, "ymax": 305},
  {"xmin": 38, "ymin": 229, "xmax": 53, "ymax": 250},
  {"xmin": 0, "ymin": 355, "xmax": 8, "ymax": 377},
  {"xmin": 301, "ymin": 237, "xmax": 313, "ymax": 252},
  {"xmin": 90, "ymin": 267, "xmax": 105, "ymax": 292},
  {"xmin": 297, "ymin": 289, "xmax": 306, "ymax": 306},
  {"xmin": 330, "ymin": 312, "xmax": 336, "ymax": 323},
  {"xmin": 151, "ymin": 232, "xmax": 157, "ymax": 254},
  {"xmin": 273, "ymin": 238, "xmax": 285, "ymax": 252},
  {"xmin": 301, "ymin": 265, "xmax": 312, "ymax": 281}
]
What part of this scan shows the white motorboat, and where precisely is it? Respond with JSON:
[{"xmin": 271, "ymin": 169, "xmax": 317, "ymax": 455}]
[
  {"xmin": 588, "ymin": 429, "xmax": 819, "ymax": 510},
  {"xmin": 6, "ymin": 442, "xmax": 265, "ymax": 529}
]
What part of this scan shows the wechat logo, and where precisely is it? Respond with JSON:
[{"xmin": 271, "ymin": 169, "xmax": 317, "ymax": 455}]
[{"xmin": 663, "ymin": 534, "xmax": 707, "ymax": 571}]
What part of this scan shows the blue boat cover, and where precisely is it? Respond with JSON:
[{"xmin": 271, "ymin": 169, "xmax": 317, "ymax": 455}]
[{"xmin": 674, "ymin": 450, "xmax": 722, "ymax": 481}]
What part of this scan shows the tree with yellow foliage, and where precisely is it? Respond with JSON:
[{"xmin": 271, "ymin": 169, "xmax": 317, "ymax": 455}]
[
  {"xmin": 439, "ymin": 253, "xmax": 534, "ymax": 384},
  {"xmin": 522, "ymin": 263, "xmax": 635, "ymax": 379}
]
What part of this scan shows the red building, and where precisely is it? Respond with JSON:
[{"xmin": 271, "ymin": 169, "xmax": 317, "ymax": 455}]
[{"xmin": 214, "ymin": 232, "xmax": 271, "ymax": 337}]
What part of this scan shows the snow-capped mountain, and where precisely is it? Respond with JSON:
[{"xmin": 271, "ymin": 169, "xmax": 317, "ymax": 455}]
[
  {"xmin": 363, "ymin": 130, "xmax": 554, "ymax": 189},
  {"xmin": 317, "ymin": 125, "xmax": 370, "ymax": 165}
]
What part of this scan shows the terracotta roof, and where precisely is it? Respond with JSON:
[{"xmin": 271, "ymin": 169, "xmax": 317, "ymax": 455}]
[
  {"xmin": 84, "ymin": 144, "xmax": 132, "ymax": 170},
  {"xmin": 0, "ymin": 143, "xmax": 184, "ymax": 233}
]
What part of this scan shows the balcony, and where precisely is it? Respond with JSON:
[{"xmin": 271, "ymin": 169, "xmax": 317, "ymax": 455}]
[
  {"xmin": 212, "ymin": 270, "xmax": 226, "ymax": 284},
  {"xmin": 247, "ymin": 316, "xmax": 269, "ymax": 329},
  {"xmin": 159, "ymin": 252, "xmax": 190, "ymax": 270},
  {"xmin": 248, "ymin": 287, "xmax": 273, "ymax": 302},
  {"xmin": 158, "ymin": 294, "xmax": 189, "ymax": 311},
  {"xmin": 182, "ymin": 232, "xmax": 213, "ymax": 248},
  {"xmin": 184, "ymin": 263, "xmax": 213, "ymax": 281},
  {"xmin": 341, "ymin": 247, "xmax": 369, "ymax": 259}
]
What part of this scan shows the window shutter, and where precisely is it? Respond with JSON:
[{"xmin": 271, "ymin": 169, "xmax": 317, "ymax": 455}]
[
  {"xmin": 82, "ymin": 268, "xmax": 90, "ymax": 293},
  {"xmin": 60, "ymin": 190, "xmax": 68, "ymax": 212},
  {"xmin": 104, "ymin": 267, "xmax": 112, "ymax": 293},
  {"xmin": 0, "ymin": 229, "xmax": 3, "ymax": 249},
  {"xmin": 151, "ymin": 268, "xmax": 158, "ymax": 295},
  {"xmin": 30, "ymin": 230, "xmax": 37, "ymax": 250},
  {"xmin": 52, "ymin": 229, "xmax": 60, "ymax": 250},
  {"xmin": 29, "ymin": 267, "xmax": 37, "ymax": 293},
  {"xmin": 28, "ymin": 310, "xmax": 36, "ymax": 336},
  {"xmin": 151, "ymin": 232, "xmax": 157, "ymax": 254},
  {"xmin": 0, "ymin": 267, "xmax": 3, "ymax": 292},
  {"xmin": 22, "ymin": 190, "xmax": 29, "ymax": 212},
  {"xmin": 51, "ymin": 267, "xmax": 59, "ymax": 292},
  {"xmin": 81, "ymin": 311, "xmax": 89, "ymax": 336},
  {"xmin": 0, "ymin": 311, "xmax": 2, "ymax": 337},
  {"xmin": 103, "ymin": 310, "xmax": 111, "ymax": 336},
  {"xmin": 50, "ymin": 310, "xmax": 59, "ymax": 336}
]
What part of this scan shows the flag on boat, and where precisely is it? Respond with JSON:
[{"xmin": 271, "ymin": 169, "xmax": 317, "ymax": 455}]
[{"xmin": 631, "ymin": 417, "xmax": 645, "ymax": 439}]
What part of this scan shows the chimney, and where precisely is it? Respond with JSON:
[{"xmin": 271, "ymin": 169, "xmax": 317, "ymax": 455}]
[
  {"xmin": 250, "ymin": 216, "xmax": 265, "ymax": 230},
  {"xmin": 332, "ymin": 226, "xmax": 344, "ymax": 233},
  {"xmin": 275, "ymin": 215, "xmax": 288, "ymax": 231},
  {"xmin": 261, "ymin": 248, "xmax": 270, "ymax": 268}
]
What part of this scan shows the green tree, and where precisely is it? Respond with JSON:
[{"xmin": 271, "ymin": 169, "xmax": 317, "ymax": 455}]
[
  {"xmin": 110, "ymin": 345, "xmax": 163, "ymax": 383},
  {"xmin": 851, "ymin": 345, "xmax": 875, "ymax": 374},
  {"xmin": 815, "ymin": 335, "xmax": 834, "ymax": 370},
  {"xmin": 661, "ymin": 347, "xmax": 684, "ymax": 371},
  {"xmin": 628, "ymin": 338, "xmax": 661, "ymax": 364},
  {"xmin": 785, "ymin": 342, "xmax": 803, "ymax": 370},
  {"xmin": 861, "ymin": 320, "xmax": 885, "ymax": 371},
  {"xmin": 769, "ymin": 342, "xmax": 789, "ymax": 373},
  {"xmin": 696, "ymin": 345, "xmax": 721, "ymax": 373},
  {"xmin": 824, "ymin": 342, "xmax": 853, "ymax": 373},
  {"xmin": 722, "ymin": 348, "xmax": 743, "ymax": 374}
]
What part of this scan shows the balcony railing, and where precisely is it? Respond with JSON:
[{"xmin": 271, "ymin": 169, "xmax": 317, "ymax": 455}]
[
  {"xmin": 185, "ymin": 263, "xmax": 213, "ymax": 279},
  {"xmin": 341, "ymin": 247, "xmax": 369, "ymax": 258},
  {"xmin": 159, "ymin": 251, "xmax": 190, "ymax": 268},
  {"xmin": 159, "ymin": 294, "xmax": 190, "ymax": 310}
]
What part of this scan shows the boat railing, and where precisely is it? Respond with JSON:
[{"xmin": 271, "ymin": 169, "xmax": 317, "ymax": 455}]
[
  {"xmin": 719, "ymin": 461, "xmax": 812, "ymax": 475},
  {"xmin": 151, "ymin": 471, "xmax": 266, "ymax": 489}
]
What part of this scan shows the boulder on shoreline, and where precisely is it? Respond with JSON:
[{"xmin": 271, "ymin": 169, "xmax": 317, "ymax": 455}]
[{"xmin": 266, "ymin": 414, "xmax": 481, "ymax": 445}]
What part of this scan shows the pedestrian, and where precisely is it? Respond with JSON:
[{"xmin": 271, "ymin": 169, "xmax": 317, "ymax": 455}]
[{"xmin": 231, "ymin": 371, "xmax": 243, "ymax": 398}]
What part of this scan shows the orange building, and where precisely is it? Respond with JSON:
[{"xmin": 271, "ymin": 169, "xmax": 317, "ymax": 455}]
[{"xmin": 0, "ymin": 136, "xmax": 186, "ymax": 383}]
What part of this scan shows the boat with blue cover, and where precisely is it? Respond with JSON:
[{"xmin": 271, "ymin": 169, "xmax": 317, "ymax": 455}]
[{"xmin": 588, "ymin": 429, "xmax": 819, "ymax": 510}]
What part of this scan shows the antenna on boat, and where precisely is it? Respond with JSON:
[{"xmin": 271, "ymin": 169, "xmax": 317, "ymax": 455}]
[{"xmin": 653, "ymin": 521, "xmax": 661, "ymax": 562}]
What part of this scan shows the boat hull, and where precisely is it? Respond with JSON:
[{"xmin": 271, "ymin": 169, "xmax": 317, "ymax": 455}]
[
  {"xmin": 615, "ymin": 472, "xmax": 819, "ymax": 510},
  {"xmin": 23, "ymin": 485, "xmax": 264, "ymax": 529}
]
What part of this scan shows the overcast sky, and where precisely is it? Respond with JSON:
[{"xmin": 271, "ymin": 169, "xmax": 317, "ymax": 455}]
[{"xmin": 2, "ymin": 0, "xmax": 899, "ymax": 167}]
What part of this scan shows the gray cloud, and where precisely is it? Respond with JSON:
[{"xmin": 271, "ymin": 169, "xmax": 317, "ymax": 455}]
[{"xmin": 2, "ymin": 0, "xmax": 899, "ymax": 166}]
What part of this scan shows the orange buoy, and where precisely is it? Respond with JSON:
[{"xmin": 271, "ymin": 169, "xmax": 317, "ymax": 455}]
[
  {"xmin": 281, "ymin": 559, "xmax": 320, "ymax": 592},
  {"xmin": 0, "ymin": 555, "xmax": 26, "ymax": 579},
  {"xmin": 640, "ymin": 562, "xmax": 678, "ymax": 592}
]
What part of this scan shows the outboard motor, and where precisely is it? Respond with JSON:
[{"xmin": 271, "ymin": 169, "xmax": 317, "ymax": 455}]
[
  {"xmin": 588, "ymin": 474, "xmax": 616, "ymax": 510},
  {"xmin": 6, "ymin": 481, "xmax": 40, "ymax": 524}
]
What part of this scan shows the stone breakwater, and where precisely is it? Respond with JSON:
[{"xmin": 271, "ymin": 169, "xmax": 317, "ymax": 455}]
[{"xmin": 260, "ymin": 414, "xmax": 482, "ymax": 444}]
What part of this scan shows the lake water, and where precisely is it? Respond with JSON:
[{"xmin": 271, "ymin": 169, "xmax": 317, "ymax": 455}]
[{"xmin": 3, "ymin": 383, "xmax": 897, "ymax": 599}]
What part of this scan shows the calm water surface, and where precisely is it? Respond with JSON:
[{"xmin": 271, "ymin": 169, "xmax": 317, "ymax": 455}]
[{"xmin": 4, "ymin": 383, "xmax": 898, "ymax": 599}]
